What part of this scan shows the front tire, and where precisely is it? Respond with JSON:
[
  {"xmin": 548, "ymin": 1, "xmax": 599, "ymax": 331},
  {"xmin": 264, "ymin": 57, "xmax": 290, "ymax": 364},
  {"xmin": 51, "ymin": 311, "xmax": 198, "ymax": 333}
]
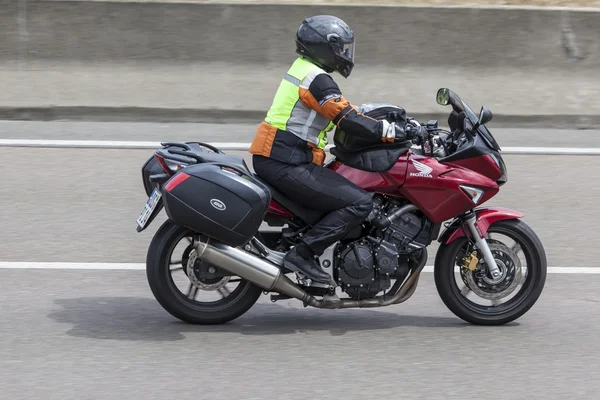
[
  {"xmin": 146, "ymin": 220, "xmax": 263, "ymax": 324},
  {"xmin": 434, "ymin": 219, "xmax": 547, "ymax": 325}
]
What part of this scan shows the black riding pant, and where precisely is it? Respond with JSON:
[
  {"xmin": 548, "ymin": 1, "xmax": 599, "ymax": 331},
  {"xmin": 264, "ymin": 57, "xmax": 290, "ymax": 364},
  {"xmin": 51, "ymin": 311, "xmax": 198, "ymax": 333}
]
[{"xmin": 253, "ymin": 155, "xmax": 373, "ymax": 256}]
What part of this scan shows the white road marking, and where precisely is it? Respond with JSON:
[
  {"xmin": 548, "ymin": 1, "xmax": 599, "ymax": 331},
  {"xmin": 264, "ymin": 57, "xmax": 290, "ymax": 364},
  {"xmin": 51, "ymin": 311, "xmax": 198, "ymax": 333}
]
[
  {"xmin": 1, "ymin": 139, "xmax": 600, "ymax": 155},
  {"xmin": 0, "ymin": 262, "xmax": 147, "ymax": 270},
  {"xmin": 0, "ymin": 262, "xmax": 598, "ymax": 274}
]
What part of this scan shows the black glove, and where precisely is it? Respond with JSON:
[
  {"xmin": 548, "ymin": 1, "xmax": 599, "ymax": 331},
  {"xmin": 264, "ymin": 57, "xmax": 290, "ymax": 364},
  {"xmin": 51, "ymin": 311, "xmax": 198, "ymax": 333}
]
[
  {"xmin": 393, "ymin": 123, "xmax": 409, "ymax": 142},
  {"xmin": 394, "ymin": 125, "xmax": 410, "ymax": 142},
  {"xmin": 381, "ymin": 120, "xmax": 408, "ymax": 143},
  {"xmin": 405, "ymin": 124, "xmax": 429, "ymax": 144},
  {"xmin": 382, "ymin": 120, "xmax": 428, "ymax": 143}
]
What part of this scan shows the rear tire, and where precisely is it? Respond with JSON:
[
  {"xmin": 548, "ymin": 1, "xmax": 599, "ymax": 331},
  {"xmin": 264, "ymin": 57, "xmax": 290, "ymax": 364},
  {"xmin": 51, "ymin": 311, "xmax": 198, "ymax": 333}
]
[
  {"xmin": 146, "ymin": 220, "xmax": 263, "ymax": 324},
  {"xmin": 434, "ymin": 219, "xmax": 547, "ymax": 325}
]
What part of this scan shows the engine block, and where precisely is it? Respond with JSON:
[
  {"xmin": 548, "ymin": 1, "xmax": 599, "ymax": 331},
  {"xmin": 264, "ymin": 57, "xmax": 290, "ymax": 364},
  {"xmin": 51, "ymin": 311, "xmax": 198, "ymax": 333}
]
[
  {"xmin": 333, "ymin": 195, "xmax": 432, "ymax": 300},
  {"xmin": 337, "ymin": 240, "xmax": 375, "ymax": 287},
  {"xmin": 335, "ymin": 238, "xmax": 411, "ymax": 300},
  {"xmin": 370, "ymin": 196, "xmax": 433, "ymax": 254}
]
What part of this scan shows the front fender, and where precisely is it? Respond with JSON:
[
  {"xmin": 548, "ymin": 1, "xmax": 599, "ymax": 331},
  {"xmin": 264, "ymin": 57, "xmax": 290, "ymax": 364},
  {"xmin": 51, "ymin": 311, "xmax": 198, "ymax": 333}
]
[{"xmin": 438, "ymin": 207, "xmax": 524, "ymax": 245}]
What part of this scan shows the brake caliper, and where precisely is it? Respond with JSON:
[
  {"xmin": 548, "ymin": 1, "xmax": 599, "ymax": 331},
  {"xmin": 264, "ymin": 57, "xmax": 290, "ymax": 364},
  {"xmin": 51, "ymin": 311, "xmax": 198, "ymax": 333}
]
[{"xmin": 462, "ymin": 251, "xmax": 479, "ymax": 271}]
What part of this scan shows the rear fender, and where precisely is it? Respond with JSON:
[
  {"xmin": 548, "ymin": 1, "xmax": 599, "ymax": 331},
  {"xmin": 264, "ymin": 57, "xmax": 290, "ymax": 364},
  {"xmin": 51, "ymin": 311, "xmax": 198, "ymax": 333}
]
[
  {"xmin": 438, "ymin": 207, "xmax": 524, "ymax": 245},
  {"xmin": 137, "ymin": 173, "xmax": 171, "ymax": 233},
  {"xmin": 136, "ymin": 201, "xmax": 164, "ymax": 233}
]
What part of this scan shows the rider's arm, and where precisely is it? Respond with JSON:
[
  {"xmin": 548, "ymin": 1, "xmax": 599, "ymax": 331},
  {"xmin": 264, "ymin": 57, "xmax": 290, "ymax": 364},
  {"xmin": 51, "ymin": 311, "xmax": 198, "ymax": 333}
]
[{"xmin": 299, "ymin": 72, "xmax": 401, "ymax": 143}]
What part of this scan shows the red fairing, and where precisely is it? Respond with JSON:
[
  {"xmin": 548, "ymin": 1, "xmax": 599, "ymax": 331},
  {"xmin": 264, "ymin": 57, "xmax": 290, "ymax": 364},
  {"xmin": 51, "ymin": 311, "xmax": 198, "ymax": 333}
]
[
  {"xmin": 440, "ymin": 207, "xmax": 525, "ymax": 244},
  {"xmin": 397, "ymin": 154, "xmax": 499, "ymax": 223},
  {"xmin": 448, "ymin": 154, "xmax": 503, "ymax": 182},
  {"xmin": 332, "ymin": 153, "xmax": 500, "ymax": 223},
  {"xmin": 266, "ymin": 200, "xmax": 294, "ymax": 218}
]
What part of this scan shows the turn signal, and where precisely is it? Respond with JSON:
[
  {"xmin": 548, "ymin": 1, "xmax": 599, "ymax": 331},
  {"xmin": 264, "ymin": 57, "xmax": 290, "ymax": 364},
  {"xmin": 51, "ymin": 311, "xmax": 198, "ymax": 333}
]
[{"xmin": 459, "ymin": 185, "xmax": 484, "ymax": 204}]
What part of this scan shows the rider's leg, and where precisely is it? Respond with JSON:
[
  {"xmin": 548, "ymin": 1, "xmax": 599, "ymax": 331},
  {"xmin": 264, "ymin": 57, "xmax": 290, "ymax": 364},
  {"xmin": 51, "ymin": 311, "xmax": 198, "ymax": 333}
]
[{"xmin": 253, "ymin": 155, "xmax": 373, "ymax": 282}]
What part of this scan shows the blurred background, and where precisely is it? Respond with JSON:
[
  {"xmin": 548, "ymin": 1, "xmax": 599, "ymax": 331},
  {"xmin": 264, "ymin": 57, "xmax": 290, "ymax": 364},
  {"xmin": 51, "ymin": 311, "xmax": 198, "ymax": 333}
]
[{"xmin": 1, "ymin": 0, "xmax": 599, "ymax": 399}]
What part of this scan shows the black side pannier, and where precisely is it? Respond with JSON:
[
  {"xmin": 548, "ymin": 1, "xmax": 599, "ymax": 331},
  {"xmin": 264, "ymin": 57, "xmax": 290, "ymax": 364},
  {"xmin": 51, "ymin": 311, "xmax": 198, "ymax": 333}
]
[
  {"xmin": 331, "ymin": 103, "xmax": 412, "ymax": 173},
  {"xmin": 161, "ymin": 163, "xmax": 271, "ymax": 247}
]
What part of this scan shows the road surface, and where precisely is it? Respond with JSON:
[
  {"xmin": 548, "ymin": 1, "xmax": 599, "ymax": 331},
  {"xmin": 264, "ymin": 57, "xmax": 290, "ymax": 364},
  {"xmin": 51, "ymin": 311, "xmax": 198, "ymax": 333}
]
[
  {"xmin": 0, "ymin": 269, "xmax": 599, "ymax": 399},
  {"xmin": 1, "ymin": 121, "xmax": 599, "ymax": 399}
]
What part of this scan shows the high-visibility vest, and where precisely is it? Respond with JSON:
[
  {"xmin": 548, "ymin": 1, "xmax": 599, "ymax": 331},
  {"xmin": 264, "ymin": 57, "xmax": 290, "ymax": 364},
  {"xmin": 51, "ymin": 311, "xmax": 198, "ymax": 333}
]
[{"xmin": 249, "ymin": 57, "xmax": 336, "ymax": 165}]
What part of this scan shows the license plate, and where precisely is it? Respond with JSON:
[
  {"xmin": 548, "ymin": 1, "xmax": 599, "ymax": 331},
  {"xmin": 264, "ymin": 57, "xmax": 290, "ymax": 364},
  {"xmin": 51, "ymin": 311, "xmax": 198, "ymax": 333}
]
[{"xmin": 136, "ymin": 188, "xmax": 162, "ymax": 229}]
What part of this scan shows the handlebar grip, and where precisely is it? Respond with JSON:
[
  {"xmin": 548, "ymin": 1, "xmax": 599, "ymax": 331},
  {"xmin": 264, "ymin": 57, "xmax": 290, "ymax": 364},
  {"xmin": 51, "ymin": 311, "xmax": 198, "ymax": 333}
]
[{"xmin": 404, "ymin": 124, "xmax": 419, "ymax": 138}]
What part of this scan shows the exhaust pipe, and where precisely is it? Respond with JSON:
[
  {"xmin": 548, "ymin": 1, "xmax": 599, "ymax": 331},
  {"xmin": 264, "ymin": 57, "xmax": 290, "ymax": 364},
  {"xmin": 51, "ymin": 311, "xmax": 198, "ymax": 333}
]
[
  {"xmin": 196, "ymin": 238, "xmax": 318, "ymax": 306},
  {"xmin": 196, "ymin": 237, "xmax": 427, "ymax": 310},
  {"xmin": 314, "ymin": 249, "xmax": 428, "ymax": 309}
]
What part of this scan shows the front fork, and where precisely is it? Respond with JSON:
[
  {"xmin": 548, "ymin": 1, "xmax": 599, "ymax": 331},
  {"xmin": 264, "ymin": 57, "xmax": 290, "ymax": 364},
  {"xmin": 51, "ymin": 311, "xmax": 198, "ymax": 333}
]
[{"xmin": 462, "ymin": 211, "xmax": 502, "ymax": 280}]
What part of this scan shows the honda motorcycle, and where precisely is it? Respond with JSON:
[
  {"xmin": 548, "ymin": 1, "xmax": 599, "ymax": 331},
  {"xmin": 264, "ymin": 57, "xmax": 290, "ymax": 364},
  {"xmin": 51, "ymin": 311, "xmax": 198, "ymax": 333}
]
[{"xmin": 135, "ymin": 88, "xmax": 547, "ymax": 326}]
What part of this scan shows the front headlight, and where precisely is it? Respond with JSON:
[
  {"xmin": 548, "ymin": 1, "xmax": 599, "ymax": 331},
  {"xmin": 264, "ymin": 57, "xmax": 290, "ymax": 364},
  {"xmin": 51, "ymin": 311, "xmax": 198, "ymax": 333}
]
[{"xmin": 490, "ymin": 153, "xmax": 507, "ymax": 183}]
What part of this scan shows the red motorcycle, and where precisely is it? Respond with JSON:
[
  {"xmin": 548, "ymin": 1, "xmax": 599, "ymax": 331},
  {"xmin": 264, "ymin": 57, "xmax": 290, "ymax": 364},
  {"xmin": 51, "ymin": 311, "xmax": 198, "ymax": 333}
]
[{"xmin": 136, "ymin": 88, "xmax": 547, "ymax": 326}]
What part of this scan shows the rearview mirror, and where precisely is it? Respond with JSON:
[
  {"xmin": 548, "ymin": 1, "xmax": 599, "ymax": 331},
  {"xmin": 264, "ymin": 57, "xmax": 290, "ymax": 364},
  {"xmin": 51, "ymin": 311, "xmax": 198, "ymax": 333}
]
[
  {"xmin": 436, "ymin": 88, "xmax": 450, "ymax": 106},
  {"xmin": 478, "ymin": 106, "xmax": 493, "ymax": 125}
]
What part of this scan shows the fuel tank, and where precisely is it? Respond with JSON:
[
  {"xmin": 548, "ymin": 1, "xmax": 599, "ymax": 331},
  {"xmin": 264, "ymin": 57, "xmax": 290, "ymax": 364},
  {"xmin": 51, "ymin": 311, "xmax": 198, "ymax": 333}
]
[{"xmin": 327, "ymin": 156, "xmax": 409, "ymax": 195}]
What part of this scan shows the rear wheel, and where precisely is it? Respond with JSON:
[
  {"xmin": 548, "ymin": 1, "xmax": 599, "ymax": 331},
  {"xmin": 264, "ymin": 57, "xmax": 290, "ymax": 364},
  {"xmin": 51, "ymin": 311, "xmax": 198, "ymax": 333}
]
[
  {"xmin": 146, "ymin": 220, "xmax": 263, "ymax": 324},
  {"xmin": 434, "ymin": 219, "xmax": 547, "ymax": 325}
]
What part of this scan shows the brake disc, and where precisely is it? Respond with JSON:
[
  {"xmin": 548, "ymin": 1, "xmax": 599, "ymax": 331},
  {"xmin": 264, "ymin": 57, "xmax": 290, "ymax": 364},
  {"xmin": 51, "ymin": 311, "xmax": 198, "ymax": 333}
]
[
  {"xmin": 186, "ymin": 249, "xmax": 230, "ymax": 291},
  {"xmin": 463, "ymin": 241, "xmax": 523, "ymax": 301}
]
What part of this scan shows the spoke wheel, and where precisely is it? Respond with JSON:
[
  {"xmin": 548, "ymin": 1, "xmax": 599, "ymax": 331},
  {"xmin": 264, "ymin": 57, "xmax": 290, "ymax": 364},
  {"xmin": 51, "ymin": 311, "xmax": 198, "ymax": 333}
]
[{"xmin": 146, "ymin": 221, "xmax": 263, "ymax": 324}]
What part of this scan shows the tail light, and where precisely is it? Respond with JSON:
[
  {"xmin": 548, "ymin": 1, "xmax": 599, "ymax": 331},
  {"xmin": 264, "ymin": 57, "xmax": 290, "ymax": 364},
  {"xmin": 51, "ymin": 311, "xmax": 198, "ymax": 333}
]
[
  {"xmin": 154, "ymin": 153, "xmax": 186, "ymax": 176},
  {"xmin": 164, "ymin": 172, "xmax": 190, "ymax": 192},
  {"xmin": 154, "ymin": 153, "xmax": 172, "ymax": 176}
]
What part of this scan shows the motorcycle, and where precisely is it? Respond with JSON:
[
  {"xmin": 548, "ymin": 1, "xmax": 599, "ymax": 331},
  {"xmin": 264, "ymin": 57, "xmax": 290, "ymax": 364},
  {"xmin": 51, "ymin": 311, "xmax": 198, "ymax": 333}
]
[{"xmin": 135, "ymin": 88, "xmax": 547, "ymax": 326}]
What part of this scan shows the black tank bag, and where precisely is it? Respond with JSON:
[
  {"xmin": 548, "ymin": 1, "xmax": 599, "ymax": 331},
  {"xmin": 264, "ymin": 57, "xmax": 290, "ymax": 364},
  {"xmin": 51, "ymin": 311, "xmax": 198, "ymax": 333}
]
[{"xmin": 331, "ymin": 104, "xmax": 412, "ymax": 172}]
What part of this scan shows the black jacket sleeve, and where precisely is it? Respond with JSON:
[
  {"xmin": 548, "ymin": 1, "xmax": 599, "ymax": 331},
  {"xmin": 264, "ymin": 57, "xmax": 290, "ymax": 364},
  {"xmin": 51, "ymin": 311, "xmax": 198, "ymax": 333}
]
[{"xmin": 299, "ymin": 72, "xmax": 390, "ymax": 143}]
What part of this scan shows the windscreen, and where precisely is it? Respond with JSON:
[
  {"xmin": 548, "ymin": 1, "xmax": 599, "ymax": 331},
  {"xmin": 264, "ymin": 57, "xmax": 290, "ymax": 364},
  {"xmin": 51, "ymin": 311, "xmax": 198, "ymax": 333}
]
[
  {"xmin": 446, "ymin": 90, "xmax": 500, "ymax": 151},
  {"xmin": 462, "ymin": 102, "xmax": 501, "ymax": 151}
]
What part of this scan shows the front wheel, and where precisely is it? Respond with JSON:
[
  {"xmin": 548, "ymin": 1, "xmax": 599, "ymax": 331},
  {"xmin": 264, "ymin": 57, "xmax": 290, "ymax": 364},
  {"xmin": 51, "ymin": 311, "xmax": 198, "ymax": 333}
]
[
  {"xmin": 434, "ymin": 219, "xmax": 547, "ymax": 325},
  {"xmin": 146, "ymin": 220, "xmax": 263, "ymax": 324}
]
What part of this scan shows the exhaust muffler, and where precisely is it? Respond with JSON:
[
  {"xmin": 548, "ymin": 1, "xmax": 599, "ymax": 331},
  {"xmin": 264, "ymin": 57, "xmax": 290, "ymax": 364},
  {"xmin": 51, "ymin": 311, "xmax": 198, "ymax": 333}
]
[{"xmin": 196, "ymin": 238, "xmax": 318, "ymax": 306}]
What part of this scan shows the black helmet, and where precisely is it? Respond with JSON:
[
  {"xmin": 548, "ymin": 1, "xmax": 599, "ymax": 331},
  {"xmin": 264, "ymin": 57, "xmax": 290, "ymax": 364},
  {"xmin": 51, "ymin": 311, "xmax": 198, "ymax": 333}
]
[{"xmin": 295, "ymin": 15, "xmax": 355, "ymax": 78}]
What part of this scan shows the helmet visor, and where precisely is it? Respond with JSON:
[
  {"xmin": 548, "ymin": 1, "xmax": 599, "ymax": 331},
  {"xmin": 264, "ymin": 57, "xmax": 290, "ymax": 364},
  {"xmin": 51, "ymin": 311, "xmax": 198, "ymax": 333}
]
[{"xmin": 340, "ymin": 41, "xmax": 355, "ymax": 63}]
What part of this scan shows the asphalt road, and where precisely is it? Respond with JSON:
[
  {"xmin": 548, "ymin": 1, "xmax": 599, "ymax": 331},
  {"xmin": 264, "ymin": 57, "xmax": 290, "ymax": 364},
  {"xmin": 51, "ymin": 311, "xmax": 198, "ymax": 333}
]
[
  {"xmin": 0, "ymin": 269, "xmax": 599, "ymax": 399},
  {"xmin": 2, "ymin": 122, "xmax": 600, "ymax": 399}
]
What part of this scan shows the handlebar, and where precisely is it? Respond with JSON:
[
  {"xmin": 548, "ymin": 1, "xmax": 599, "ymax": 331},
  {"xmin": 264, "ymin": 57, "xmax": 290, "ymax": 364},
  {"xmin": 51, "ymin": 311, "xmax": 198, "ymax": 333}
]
[
  {"xmin": 403, "ymin": 119, "xmax": 429, "ymax": 143},
  {"xmin": 402, "ymin": 118, "xmax": 454, "ymax": 158}
]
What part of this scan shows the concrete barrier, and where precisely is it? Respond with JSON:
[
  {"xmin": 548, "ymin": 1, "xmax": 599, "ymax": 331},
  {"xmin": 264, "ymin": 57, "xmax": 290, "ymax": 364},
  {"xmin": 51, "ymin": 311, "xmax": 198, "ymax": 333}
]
[
  {"xmin": 0, "ymin": 1, "xmax": 599, "ymax": 124},
  {"xmin": 3, "ymin": 1, "xmax": 599, "ymax": 67}
]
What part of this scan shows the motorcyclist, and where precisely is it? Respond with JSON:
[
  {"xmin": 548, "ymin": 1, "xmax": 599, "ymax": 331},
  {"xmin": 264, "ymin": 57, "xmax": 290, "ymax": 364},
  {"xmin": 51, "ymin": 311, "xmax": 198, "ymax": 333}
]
[{"xmin": 250, "ymin": 15, "xmax": 419, "ymax": 283}]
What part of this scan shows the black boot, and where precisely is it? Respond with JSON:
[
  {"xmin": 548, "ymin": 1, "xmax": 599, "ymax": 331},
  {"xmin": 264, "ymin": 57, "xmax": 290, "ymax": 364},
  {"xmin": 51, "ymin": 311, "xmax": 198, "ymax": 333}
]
[{"xmin": 283, "ymin": 247, "xmax": 330, "ymax": 283}]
